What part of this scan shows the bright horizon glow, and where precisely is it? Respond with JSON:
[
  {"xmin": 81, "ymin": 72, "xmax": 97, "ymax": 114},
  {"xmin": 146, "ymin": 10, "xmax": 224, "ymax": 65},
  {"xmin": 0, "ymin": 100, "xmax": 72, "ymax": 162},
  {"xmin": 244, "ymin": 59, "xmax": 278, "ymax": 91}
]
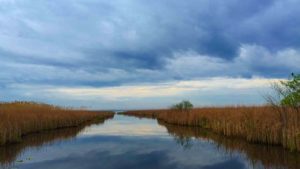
[
  {"xmin": 2, "ymin": 77, "xmax": 284, "ymax": 109},
  {"xmin": 47, "ymin": 77, "xmax": 282, "ymax": 99},
  {"xmin": 0, "ymin": 0, "xmax": 299, "ymax": 109}
]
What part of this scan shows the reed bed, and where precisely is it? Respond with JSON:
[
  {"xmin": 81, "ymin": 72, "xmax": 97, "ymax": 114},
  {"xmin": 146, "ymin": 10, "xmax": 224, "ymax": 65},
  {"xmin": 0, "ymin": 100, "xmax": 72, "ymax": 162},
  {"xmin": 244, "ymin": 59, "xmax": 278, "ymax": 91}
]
[
  {"xmin": 0, "ymin": 102, "xmax": 114, "ymax": 145},
  {"xmin": 159, "ymin": 121, "xmax": 300, "ymax": 169},
  {"xmin": 122, "ymin": 106, "xmax": 300, "ymax": 152}
]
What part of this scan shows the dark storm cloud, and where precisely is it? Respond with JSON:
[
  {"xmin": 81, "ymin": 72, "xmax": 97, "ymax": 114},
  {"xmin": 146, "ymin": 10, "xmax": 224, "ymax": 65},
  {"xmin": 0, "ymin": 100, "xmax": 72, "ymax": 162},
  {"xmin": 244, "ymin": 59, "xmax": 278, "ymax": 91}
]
[{"xmin": 0, "ymin": 0, "xmax": 299, "ymax": 105}]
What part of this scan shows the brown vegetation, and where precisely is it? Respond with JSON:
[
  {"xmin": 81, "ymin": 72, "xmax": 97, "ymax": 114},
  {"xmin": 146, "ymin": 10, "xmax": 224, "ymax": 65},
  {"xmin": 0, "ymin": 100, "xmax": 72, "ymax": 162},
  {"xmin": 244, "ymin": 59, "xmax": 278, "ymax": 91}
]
[
  {"xmin": 0, "ymin": 119, "xmax": 109, "ymax": 168},
  {"xmin": 159, "ymin": 121, "xmax": 300, "ymax": 169},
  {"xmin": 121, "ymin": 106, "xmax": 300, "ymax": 151},
  {"xmin": 0, "ymin": 102, "xmax": 114, "ymax": 145}
]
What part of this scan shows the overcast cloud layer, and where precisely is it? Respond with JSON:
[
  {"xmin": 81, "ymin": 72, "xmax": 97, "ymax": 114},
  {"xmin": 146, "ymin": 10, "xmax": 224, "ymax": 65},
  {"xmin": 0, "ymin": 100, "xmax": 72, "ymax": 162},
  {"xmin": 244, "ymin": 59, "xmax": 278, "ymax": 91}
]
[{"xmin": 0, "ymin": 0, "xmax": 299, "ymax": 109}]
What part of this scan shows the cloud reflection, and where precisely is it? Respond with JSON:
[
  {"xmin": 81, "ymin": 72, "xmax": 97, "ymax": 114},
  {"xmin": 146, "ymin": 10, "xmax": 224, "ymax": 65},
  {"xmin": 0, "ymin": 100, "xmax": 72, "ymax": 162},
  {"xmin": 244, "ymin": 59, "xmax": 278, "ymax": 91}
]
[
  {"xmin": 80, "ymin": 115, "xmax": 168, "ymax": 137},
  {"xmin": 16, "ymin": 135, "xmax": 246, "ymax": 169}
]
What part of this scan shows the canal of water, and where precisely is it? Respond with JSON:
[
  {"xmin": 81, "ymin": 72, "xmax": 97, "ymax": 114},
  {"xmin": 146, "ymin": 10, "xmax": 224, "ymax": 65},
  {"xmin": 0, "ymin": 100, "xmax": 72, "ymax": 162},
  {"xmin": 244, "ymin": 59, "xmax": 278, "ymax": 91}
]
[{"xmin": 1, "ymin": 115, "xmax": 299, "ymax": 169}]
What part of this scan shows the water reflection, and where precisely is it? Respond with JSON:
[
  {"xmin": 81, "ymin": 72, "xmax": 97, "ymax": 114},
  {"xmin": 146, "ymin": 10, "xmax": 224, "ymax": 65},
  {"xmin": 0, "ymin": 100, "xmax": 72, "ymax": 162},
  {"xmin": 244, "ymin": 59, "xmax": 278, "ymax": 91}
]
[
  {"xmin": 158, "ymin": 120, "xmax": 300, "ymax": 169},
  {"xmin": 8, "ymin": 135, "xmax": 247, "ymax": 169},
  {"xmin": 0, "ymin": 118, "xmax": 110, "ymax": 168},
  {"xmin": 0, "ymin": 115, "xmax": 299, "ymax": 169},
  {"xmin": 0, "ymin": 116, "xmax": 247, "ymax": 169},
  {"xmin": 81, "ymin": 115, "xmax": 168, "ymax": 137}
]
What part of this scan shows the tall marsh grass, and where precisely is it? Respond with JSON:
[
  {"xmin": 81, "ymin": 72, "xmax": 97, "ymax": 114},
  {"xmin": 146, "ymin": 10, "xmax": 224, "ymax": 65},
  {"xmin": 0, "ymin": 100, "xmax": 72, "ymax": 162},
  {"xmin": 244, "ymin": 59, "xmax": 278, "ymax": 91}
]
[
  {"xmin": 0, "ymin": 102, "xmax": 114, "ymax": 145},
  {"xmin": 159, "ymin": 122, "xmax": 300, "ymax": 169},
  {"xmin": 122, "ymin": 106, "xmax": 300, "ymax": 151}
]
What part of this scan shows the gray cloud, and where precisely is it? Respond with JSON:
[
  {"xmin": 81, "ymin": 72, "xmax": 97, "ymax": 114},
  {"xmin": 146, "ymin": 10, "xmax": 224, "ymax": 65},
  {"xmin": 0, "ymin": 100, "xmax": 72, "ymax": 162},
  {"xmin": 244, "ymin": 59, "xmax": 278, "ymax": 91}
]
[{"xmin": 0, "ymin": 0, "xmax": 299, "ymax": 107}]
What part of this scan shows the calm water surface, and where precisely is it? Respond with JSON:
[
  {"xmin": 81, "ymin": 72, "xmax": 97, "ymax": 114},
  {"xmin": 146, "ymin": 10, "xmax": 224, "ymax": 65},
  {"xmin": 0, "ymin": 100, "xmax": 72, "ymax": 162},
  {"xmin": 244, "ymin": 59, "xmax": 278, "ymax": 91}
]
[{"xmin": 1, "ymin": 115, "xmax": 299, "ymax": 169}]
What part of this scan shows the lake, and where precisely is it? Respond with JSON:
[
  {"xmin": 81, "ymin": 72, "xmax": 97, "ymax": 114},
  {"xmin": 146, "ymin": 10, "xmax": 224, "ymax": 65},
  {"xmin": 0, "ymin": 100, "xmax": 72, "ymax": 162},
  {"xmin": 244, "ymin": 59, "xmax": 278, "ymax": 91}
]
[{"xmin": 1, "ymin": 114, "xmax": 299, "ymax": 169}]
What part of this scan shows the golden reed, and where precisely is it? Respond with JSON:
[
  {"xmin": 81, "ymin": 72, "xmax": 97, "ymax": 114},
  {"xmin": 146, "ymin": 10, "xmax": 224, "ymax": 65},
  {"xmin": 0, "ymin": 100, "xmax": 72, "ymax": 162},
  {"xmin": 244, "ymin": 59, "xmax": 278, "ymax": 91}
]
[
  {"xmin": 122, "ymin": 106, "xmax": 300, "ymax": 151},
  {"xmin": 159, "ymin": 121, "xmax": 300, "ymax": 169},
  {"xmin": 0, "ymin": 102, "xmax": 114, "ymax": 145}
]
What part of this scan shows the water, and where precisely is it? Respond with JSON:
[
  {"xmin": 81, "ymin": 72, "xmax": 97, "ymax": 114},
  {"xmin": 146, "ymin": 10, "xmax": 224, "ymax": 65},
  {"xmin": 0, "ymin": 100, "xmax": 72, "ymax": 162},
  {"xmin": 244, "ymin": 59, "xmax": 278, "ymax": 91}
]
[{"xmin": 1, "ymin": 115, "xmax": 299, "ymax": 169}]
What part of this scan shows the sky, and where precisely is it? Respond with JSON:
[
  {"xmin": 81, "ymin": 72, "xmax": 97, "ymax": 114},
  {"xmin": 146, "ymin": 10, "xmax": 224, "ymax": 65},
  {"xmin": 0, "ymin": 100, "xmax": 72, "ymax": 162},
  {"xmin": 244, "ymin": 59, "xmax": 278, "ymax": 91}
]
[{"xmin": 0, "ymin": 0, "xmax": 299, "ymax": 109}]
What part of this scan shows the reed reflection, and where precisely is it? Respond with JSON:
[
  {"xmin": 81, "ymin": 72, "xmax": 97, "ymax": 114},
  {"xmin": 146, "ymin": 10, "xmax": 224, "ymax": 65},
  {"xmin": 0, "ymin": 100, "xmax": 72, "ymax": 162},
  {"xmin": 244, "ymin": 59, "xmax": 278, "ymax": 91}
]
[
  {"xmin": 0, "ymin": 118, "xmax": 111, "ymax": 168},
  {"xmin": 158, "ymin": 120, "xmax": 300, "ymax": 169}
]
